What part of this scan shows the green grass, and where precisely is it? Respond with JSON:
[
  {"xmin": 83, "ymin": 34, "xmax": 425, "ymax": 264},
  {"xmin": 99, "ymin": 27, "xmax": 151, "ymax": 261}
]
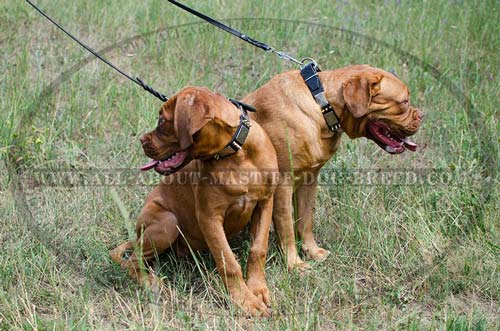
[{"xmin": 1, "ymin": 0, "xmax": 499, "ymax": 329}]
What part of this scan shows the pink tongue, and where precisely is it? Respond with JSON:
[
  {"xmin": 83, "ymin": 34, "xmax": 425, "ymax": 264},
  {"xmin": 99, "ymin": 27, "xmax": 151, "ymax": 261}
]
[
  {"xmin": 401, "ymin": 138, "xmax": 418, "ymax": 151},
  {"xmin": 139, "ymin": 159, "xmax": 159, "ymax": 171}
]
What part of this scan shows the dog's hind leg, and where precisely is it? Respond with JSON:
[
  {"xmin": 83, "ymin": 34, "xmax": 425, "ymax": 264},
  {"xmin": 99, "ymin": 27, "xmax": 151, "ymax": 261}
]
[
  {"xmin": 134, "ymin": 201, "xmax": 179, "ymax": 261},
  {"xmin": 110, "ymin": 201, "xmax": 179, "ymax": 287}
]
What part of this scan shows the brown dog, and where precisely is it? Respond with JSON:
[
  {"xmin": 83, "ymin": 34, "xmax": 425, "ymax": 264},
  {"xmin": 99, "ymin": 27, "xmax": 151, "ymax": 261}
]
[
  {"xmin": 111, "ymin": 87, "xmax": 278, "ymax": 316},
  {"xmin": 243, "ymin": 64, "xmax": 423, "ymax": 270}
]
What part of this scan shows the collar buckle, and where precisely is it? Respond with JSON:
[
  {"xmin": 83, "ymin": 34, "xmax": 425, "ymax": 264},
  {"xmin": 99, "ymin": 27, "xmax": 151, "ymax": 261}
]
[{"xmin": 213, "ymin": 101, "xmax": 254, "ymax": 160}]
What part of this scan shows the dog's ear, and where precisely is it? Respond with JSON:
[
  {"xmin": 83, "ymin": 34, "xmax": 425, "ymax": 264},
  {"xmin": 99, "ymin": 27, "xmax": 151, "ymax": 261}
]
[
  {"xmin": 174, "ymin": 90, "xmax": 240, "ymax": 150},
  {"xmin": 342, "ymin": 72, "xmax": 383, "ymax": 118}
]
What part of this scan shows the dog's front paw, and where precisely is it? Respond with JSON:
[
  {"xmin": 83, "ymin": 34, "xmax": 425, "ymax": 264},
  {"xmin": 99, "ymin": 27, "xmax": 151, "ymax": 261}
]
[
  {"xmin": 230, "ymin": 287, "xmax": 270, "ymax": 317},
  {"xmin": 246, "ymin": 279, "xmax": 270, "ymax": 307}
]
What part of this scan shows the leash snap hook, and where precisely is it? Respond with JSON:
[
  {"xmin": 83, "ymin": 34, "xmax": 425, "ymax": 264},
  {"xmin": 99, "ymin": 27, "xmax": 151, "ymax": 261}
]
[{"xmin": 271, "ymin": 50, "xmax": 303, "ymax": 66}]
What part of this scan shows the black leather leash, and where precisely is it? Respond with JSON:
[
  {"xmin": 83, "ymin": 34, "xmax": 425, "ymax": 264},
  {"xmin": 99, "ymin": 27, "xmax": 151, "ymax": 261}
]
[
  {"xmin": 167, "ymin": 0, "xmax": 342, "ymax": 132},
  {"xmin": 26, "ymin": 0, "xmax": 259, "ymax": 159},
  {"xmin": 26, "ymin": 0, "xmax": 168, "ymax": 102},
  {"xmin": 167, "ymin": 0, "xmax": 303, "ymax": 65}
]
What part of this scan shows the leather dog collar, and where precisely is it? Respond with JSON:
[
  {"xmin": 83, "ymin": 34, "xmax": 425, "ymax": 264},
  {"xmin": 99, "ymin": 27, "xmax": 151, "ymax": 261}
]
[
  {"xmin": 300, "ymin": 61, "xmax": 342, "ymax": 133},
  {"xmin": 212, "ymin": 100, "xmax": 256, "ymax": 160}
]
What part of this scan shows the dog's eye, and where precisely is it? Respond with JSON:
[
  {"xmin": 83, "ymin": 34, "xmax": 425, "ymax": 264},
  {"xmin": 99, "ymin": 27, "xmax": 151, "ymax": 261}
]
[
  {"xmin": 157, "ymin": 117, "xmax": 165, "ymax": 127},
  {"xmin": 401, "ymin": 100, "xmax": 409, "ymax": 110}
]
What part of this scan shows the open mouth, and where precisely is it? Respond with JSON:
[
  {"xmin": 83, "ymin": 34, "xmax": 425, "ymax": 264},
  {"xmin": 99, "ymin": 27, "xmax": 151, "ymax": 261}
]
[
  {"xmin": 366, "ymin": 121, "xmax": 418, "ymax": 154},
  {"xmin": 139, "ymin": 150, "xmax": 190, "ymax": 175}
]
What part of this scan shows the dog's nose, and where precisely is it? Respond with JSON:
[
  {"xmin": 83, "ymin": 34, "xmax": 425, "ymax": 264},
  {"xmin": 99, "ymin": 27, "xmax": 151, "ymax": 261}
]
[
  {"xmin": 413, "ymin": 109, "xmax": 424, "ymax": 121},
  {"xmin": 417, "ymin": 110, "xmax": 424, "ymax": 120},
  {"xmin": 139, "ymin": 134, "xmax": 149, "ymax": 146}
]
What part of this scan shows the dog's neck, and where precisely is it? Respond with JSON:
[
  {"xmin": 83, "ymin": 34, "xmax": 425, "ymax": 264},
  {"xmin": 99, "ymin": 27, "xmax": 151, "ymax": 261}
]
[
  {"xmin": 190, "ymin": 120, "xmax": 233, "ymax": 160},
  {"xmin": 192, "ymin": 117, "xmax": 256, "ymax": 161},
  {"xmin": 213, "ymin": 119, "xmax": 261, "ymax": 162},
  {"xmin": 317, "ymin": 71, "xmax": 348, "ymax": 121}
]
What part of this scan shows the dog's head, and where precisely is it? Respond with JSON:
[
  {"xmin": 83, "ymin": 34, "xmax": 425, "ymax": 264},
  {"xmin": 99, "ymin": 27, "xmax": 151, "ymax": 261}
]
[
  {"xmin": 339, "ymin": 66, "xmax": 424, "ymax": 154},
  {"xmin": 139, "ymin": 86, "xmax": 241, "ymax": 175}
]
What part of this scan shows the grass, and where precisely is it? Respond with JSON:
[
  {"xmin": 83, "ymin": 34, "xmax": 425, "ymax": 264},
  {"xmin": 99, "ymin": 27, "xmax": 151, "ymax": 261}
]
[{"xmin": 1, "ymin": 0, "xmax": 499, "ymax": 329}]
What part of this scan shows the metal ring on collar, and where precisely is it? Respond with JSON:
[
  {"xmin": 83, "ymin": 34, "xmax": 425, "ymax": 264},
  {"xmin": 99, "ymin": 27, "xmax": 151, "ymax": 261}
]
[{"xmin": 300, "ymin": 57, "xmax": 319, "ymax": 69}]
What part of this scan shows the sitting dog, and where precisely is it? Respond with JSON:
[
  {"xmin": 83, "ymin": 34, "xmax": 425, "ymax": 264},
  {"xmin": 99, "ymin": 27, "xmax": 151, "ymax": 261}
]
[
  {"xmin": 111, "ymin": 87, "xmax": 278, "ymax": 316},
  {"xmin": 243, "ymin": 64, "xmax": 424, "ymax": 270}
]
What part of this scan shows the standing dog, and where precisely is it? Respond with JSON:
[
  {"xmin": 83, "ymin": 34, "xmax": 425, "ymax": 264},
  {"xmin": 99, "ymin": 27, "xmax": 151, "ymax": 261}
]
[
  {"xmin": 243, "ymin": 65, "xmax": 423, "ymax": 270},
  {"xmin": 111, "ymin": 87, "xmax": 278, "ymax": 316}
]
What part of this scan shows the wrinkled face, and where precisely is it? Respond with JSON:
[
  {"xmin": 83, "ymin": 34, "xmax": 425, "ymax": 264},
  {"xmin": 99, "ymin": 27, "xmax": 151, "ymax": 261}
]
[
  {"xmin": 341, "ymin": 67, "xmax": 424, "ymax": 154},
  {"xmin": 139, "ymin": 98, "xmax": 193, "ymax": 176},
  {"xmin": 138, "ymin": 87, "xmax": 241, "ymax": 175}
]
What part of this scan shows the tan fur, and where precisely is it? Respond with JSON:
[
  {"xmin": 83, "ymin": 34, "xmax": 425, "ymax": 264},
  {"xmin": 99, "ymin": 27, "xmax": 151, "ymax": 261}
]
[
  {"xmin": 111, "ymin": 87, "xmax": 278, "ymax": 317},
  {"xmin": 243, "ymin": 65, "xmax": 423, "ymax": 269}
]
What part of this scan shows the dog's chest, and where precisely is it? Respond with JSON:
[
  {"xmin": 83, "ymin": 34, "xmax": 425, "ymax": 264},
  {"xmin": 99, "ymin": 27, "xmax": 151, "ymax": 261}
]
[
  {"xmin": 291, "ymin": 129, "xmax": 341, "ymax": 170},
  {"xmin": 223, "ymin": 196, "xmax": 257, "ymax": 236}
]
